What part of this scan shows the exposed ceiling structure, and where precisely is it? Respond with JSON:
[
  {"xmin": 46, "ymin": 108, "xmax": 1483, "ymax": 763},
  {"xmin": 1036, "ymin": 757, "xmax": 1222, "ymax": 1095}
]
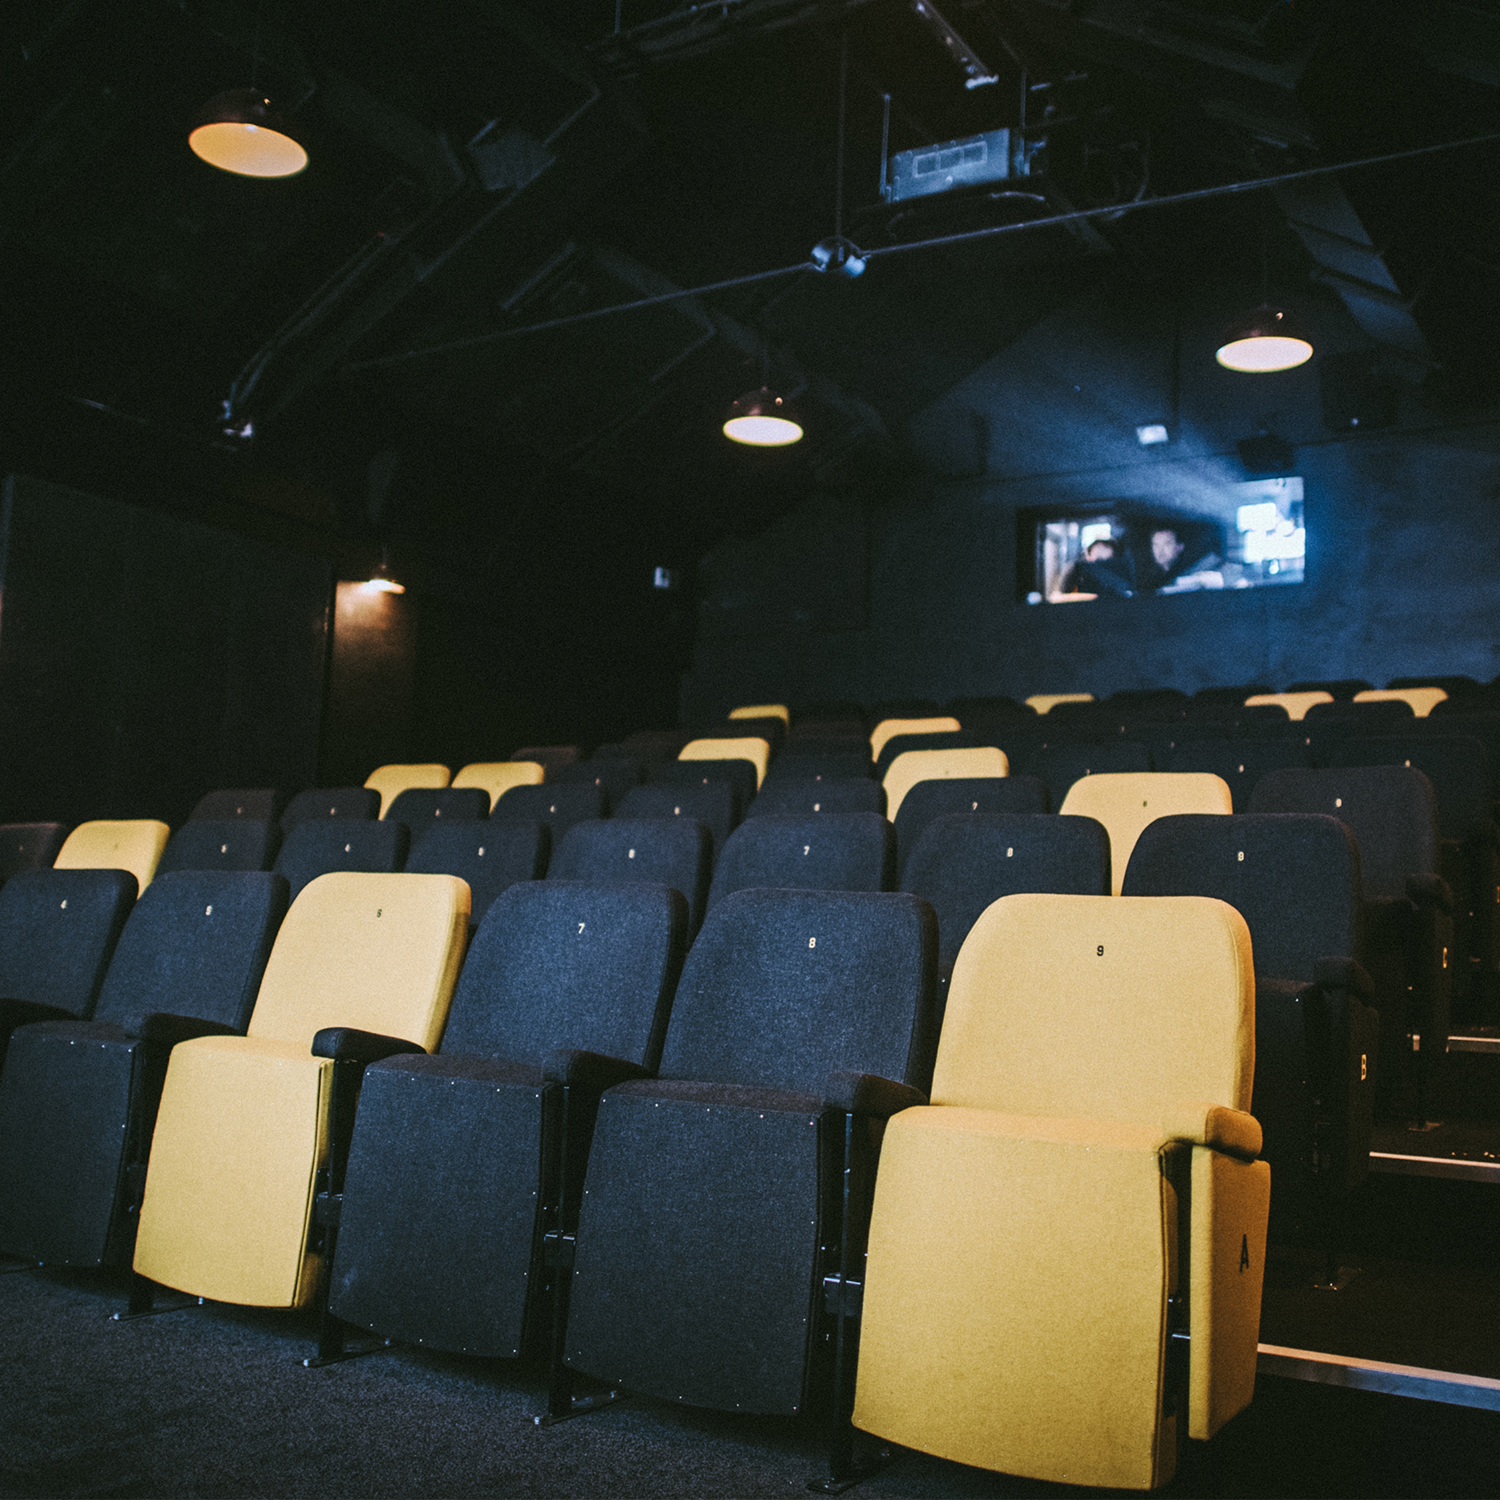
[{"xmin": 2, "ymin": 0, "xmax": 1497, "ymax": 572}]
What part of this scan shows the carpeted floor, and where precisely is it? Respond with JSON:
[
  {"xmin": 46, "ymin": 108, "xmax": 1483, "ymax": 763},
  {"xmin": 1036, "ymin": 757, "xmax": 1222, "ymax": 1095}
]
[{"xmin": 4, "ymin": 1266, "xmax": 1500, "ymax": 1499}]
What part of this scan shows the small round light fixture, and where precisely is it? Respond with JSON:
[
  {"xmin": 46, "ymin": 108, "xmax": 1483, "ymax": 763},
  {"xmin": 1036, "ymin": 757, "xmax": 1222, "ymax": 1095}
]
[
  {"xmin": 723, "ymin": 387, "xmax": 803, "ymax": 447},
  {"xmin": 189, "ymin": 88, "xmax": 308, "ymax": 178},
  {"xmin": 1215, "ymin": 306, "xmax": 1314, "ymax": 373}
]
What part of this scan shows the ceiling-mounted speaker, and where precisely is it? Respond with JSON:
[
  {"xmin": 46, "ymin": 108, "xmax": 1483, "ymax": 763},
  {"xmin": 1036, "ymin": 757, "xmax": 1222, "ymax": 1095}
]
[{"xmin": 1319, "ymin": 350, "xmax": 1398, "ymax": 432}]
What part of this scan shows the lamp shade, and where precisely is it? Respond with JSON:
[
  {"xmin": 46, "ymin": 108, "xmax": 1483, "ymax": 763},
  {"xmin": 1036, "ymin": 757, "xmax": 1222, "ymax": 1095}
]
[
  {"xmin": 1215, "ymin": 306, "xmax": 1313, "ymax": 373},
  {"xmin": 189, "ymin": 89, "xmax": 308, "ymax": 178},
  {"xmin": 722, "ymin": 388, "xmax": 803, "ymax": 446}
]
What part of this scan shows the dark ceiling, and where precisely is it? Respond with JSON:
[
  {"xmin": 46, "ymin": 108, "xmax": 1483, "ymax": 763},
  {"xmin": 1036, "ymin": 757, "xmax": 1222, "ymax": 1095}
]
[{"xmin": 2, "ymin": 0, "xmax": 1497, "ymax": 572}]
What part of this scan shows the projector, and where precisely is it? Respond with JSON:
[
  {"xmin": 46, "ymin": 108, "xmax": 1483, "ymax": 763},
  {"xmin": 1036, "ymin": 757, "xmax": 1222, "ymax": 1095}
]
[{"xmin": 883, "ymin": 127, "xmax": 1045, "ymax": 204}]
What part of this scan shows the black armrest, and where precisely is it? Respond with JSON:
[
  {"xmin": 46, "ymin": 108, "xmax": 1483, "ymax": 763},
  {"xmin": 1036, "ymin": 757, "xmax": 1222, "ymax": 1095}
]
[
  {"xmin": 1406, "ymin": 872, "xmax": 1454, "ymax": 915},
  {"xmin": 825, "ymin": 1070, "xmax": 927, "ymax": 1119},
  {"xmin": 543, "ymin": 1048, "xmax": 651, "ymax": 1093},
  {"xmin": 310, "ymin": 1027, "xmax": 425, "ymax": 1067},
  {"xmin": 0, "ymin": 997, "xmax": 76, "ymax": 1033},
  {"xmin": 1312, "ymin": 957, "xmax": 1376, "ymax": 1002},
  {"xmin": 136, "ymin": 1013, "xmax": 239, "ymax": 1048}
]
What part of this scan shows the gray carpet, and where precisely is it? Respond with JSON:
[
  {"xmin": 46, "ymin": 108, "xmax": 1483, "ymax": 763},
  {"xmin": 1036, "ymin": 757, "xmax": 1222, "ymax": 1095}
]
[{"xmin": 4, "ymin": 1266, "xmax": 1500, "ymax": 1499}]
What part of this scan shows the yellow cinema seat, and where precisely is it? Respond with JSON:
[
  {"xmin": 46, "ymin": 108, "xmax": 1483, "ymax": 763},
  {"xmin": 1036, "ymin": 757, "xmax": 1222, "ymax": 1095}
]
[
  {"xmin": 853, "ymin": 893, "xmax": 1268, "ymax": 1492},
  {"xmin": 679, "ymin": 736, "xmax": 771, "ymax": 790},
  {"xmin": 1354, "ymin": 687, "xmax": 1448, "ymax": 717},
  {"xmin": 882, "ymin": 746, "xmax": 1008, "ymax": 821},
  {"xmin": 1242, "ymin": 691, "xmax": 1332, "ymax": 720},
  {"xmin": 1025, "ymin": 693, "xmax": 1094, "ymax": 714},
  {"xmin": 729, "ymin": 703, "xmax": 790, "ymax": 728},
  {"xmin": 364, "ymin": 763, "xmax": 451, "ymax": 818},
  {"xmin": 132, "ymin": 871, "xmax": 469, "ymax": 1309},
  {"xmin": 1061, "ymin": 772, "xmax": 1231, "ymax": 895},
  {"xmin": 451, "ymin": 761, "xmax": 545, "ymax": 812},
  {"xmin": 53, "ymin": 819, "xmax": 170, "ymax": 893},
  {"xmin": 868, "ymin": 716, "xmax": 960, "ymax": 761}
]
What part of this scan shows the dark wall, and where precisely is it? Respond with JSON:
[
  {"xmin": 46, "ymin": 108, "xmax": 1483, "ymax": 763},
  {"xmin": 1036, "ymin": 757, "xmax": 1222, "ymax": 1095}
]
[
  {"xmin": 0, "ymin": 474, "xmax": 330, "ymax": 826},
  {"xmin": 683, "ymin": 277, "xmax": 1500, "ymax": 717}
]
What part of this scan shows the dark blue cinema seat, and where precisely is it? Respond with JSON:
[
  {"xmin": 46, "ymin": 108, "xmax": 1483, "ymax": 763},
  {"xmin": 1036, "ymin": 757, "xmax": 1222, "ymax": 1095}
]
[
  {"xmin": 272, "ymin": 818, "xmax": 409, "ymax": 903},
  {"xmin": 383, "ymin": 788, "xmax": 490, "ymax": 826},
  {"xmin": 548, "ymin": 818, "xmax": 712, "ymax": 938},
  {"xmin": 406, "ymin": 821, "xmax": 551, "ymax": 928},
  {"xmin": 706, "ymin": 812, "xmax": 895, "ymax": 912},
  {"xmin": 156, "ymin": 818, "xmax": 279, "ymax": 875}
]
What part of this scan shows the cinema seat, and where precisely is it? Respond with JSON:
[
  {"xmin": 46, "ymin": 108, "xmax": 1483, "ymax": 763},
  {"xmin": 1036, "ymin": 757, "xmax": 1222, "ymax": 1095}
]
[
  {"xmin": 364, "ymin": 764, "xmax": 451, "ymax": 818},
  {"xmin": 852, "ymin": 893, "xmax": 1268, "ymax": 1491},
  {"xmin": 549, "ymin": 757, "xmax": 645, "ymax": 813},
  {"xmin": 874, "ymin": 730, "xmax": 975, "ymax": 779},
  {"xmin": 156, "ymin": 819, "xmax": 279, "ymax": 874},
  {"xmin": 188, "ymin": 790, "xmax": 282, "ymax": 823},
  {"xmin": 1124, "ymin": 814, "xmax": 1375, "ymax": 1274},
  {"xmin": 54, "ymin": 820, "xmax": 170, "ymax": 893},
  {"xmin": 746, "ymin": 778, "xmax": 886, "ymax": 818},
  {"xmin": 0, "ymin": 871, "xmax": 287, "ymax": 1268},
  {"xmin": 452, "ymin": 761, "xmax": 545, "ymax": 811},
  {"xmin": 492, "ymin": 784, "xmax": 605, "ymax": 844},
  {"xmin": 892, "ymin": 776, "xmax": 1049, "ymax": 876},
  {"xmin": 0, "ymin": 869, "xmax": 136, "ymax": 1072},
  {"xmin": 405, "ymin": 821, "xmax": 550, "ymax": 928},
  {"xmin": 615, "ymin": 783, "xmax": 739, "ymax": 860},
  {"xmin": 131, "ymin": 872, "xmax": 468, "ymax": 1312},
  {"xmin": 383, "ymin": 788, "xmax": 490, "ymax": 826},
  {"xmin": 1243, "ymin": 691, "xmax": 1333, "ymax": 721},
  {"xmin": 279, "ymin": 788, "xmax": 380, "ymax": 835},
  {"xmin": 1356, "ymin": 687, "xmax": 1448, "ymax": 717},
  {"xmin": 1164, "ymin": 737, "xmax": 1312, "ymax": 812},
  {"xmin": 325, "ymin": 881, "xmax": 687, "ymax": 1364},
  {"xmin": 1060, "ymin": 772, "xmax": 1232, "ymax": 894},
  {"xmin": 710, "ymin": 716, "xmax": 786, "ymax": 754},
  {"xmin": 868, "ymin": 716, "xmax": 960, "ymax": 762},
  {"xmin": 730, "ymin": 703, "xmax": 790, "ymax": 728},
  {"xmin": 1032, "ymin": 739, "xmax": 1153, "ymax": 809},
  {"xmin": 0, "ymin": 823, "xmax": 71, "ymax": 883},
  {"xmin": 1024, "ymin": 693, "xmax": 1093, "ymax": 714},
  {"xmin": 706, "ymin": 813, "xmax": 895, "ymax": 911},
  {"xmin": 883, "ymin": 747, "xmax": 1008, "ymax": 822},
  {"xmin": 272, "ymin": 818, "xmax": 410, "ymax": 903},
  {"xmin": 764, "ymin": 751, "xmax": 874, "ymax": 783},
  {"xmin": 562, "ymin": 888, "xmax": 936, "ymax": 1417},
  {"xmin": 679, "ymin": 736, "xmax": 770, "ymax": 790},
  {"xmin": 548, "ymin": 818, "xmax": 712, "ymax": 936}
]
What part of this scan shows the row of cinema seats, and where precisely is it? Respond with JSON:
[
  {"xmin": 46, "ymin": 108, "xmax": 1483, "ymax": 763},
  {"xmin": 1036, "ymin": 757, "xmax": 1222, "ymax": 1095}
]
[{"xmin": 0, "ymin": 862, "xmax": 1267, "ymax": 1491}]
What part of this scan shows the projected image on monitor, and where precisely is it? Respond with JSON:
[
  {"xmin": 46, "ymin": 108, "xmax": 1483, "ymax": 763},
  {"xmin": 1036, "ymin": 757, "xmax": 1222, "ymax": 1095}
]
[{"xmin": 1023, "ymin": 478, "xmax": 1304, "ymax": 603}]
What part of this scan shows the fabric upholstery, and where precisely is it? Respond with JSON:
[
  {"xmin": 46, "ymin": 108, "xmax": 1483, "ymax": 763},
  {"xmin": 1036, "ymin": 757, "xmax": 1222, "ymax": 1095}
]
[
  {"xmin": 55, "ymin": 820, "xmax": 170, "ymax": 893},
  {"xmin": 1163, "ymin": 737, "xmax": 1311, "ymax": 812},
  {"xmin": 615, "ymin": 783, "xmax": 739, "ymax": 859},
  {"xmin": 451, "ymin": 761, "xmax": 545, "ymax": 811},
  {"xmin": 869, "ymin": 716, "xmax": 960, "ymax": 761},
  {"xmin": 1025, "ymin": 693, "xmax": 1093, "ymax": 714},
  {"xmin": 1355, "ymin": 687, "xmax": 1447, "ymax": 717},
  {"xmin": 1031, "ymin": 741, "xmax": 1153, "ymax": 810},
  {"xmin": 157, "ymin": 819, "xmax": 278, "ymax": 875},
  {"xmin": 883, "ymin": 747, "xmax": 1008, "ymax": 822},
  {"xmin": 490, "ymin": 783, "xmax": 605, "ymax": 841},
  {"xmin": 892, "ymin": 776, "xmax": 1048, "ymax": 875},
  {"xmin": 272, "ymin": 818, "xmax": 409, "ymax": 904},
  {"xmin": 279, "ymin": 787, "xmax": 379, "ymax": 835},
  {"xmin": 188, "ymin": 789, "xmax": 281, "ymax": 823},
  {"xmin": 383, "ymin": 788, "xmax": 490, "ymax": 825},
  {"xmin": 764, "ymin": 751, "xmax": 872, "ymax": 783},
  {"xmin": 706, "ymin": 813, "xmax": 895, "ymax": 912},
  {"xmin": 679, "ymin": 736, "xmax": 770, "ymax": 790},
  {"xmin": 1329, "ymin": 736, "xmax": 1492, "ymax": 842},
  {"xmin": 651, "ymin": 757, "xmax": 759, "ymax": 810},
  {"xmin": 0, "ymin": 824, "xmax": 70, "ymax": 883},
  {"xmin": 730, "ymin": 703, "xmax": 790, "ymax": 727},
  {"xmin": 874, "ymin": 730, "xmax": 975, "ymax": 778},
  {"xmin": 406, "ymin": 821, "xmax": 550, "ymax": 926},
  {"xmin": 746, "ymin": 778, "xmax": 886, "ymax": 818},
  {"xmin": 548, "ymin": 818, "xmax": 711, "ymax": 935},
  {"xmin": 1060, "ymin": 772, "xmax": 1232, "ymax": 895},
  {"xmin": 1243, "ymin": 691, "xmax": 1333, "ymax": 720},
  {"xmin": 548, "ymin": 757, "xmax": 645, "ymax": 812},
  {"xmin": 364, "ymin": 763, "xmax": 451, "ymax": 818}
]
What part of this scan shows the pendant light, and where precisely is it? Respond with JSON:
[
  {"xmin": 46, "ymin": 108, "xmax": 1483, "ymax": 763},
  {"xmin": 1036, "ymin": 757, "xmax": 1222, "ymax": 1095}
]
[
  {"xmin": 723, "ymin": 387, "xmax": 803, "ymax": 446},
  {"xmin": 1215, "ymin": 306, "xmax": 1313, "ymax": 372},
  {"xmin": 190, "ymin": 88, "xmax": 308, "ymax": 178}
]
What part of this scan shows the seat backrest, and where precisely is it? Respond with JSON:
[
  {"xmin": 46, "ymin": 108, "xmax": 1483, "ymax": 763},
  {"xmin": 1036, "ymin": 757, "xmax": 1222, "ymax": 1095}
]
[
  {"xmin": 54, "ymin": 820, "xmax": 171, "ymax": 893},
  {"xmin": 657, "ymin": 888, "xmax": 936, "ymax": 1094},
  {"xmin": 1329, "ymin": 735, "xmax": 1492, "ymax": 843},
  {"xmin": 893, "ymin": 776, "xmax": 1049, "ymax": 875},
  {"xmin": 731, "ymin": 703, "xmax": 790, "ymax": 727},
  {"xmin": 651, "ymin": 757, "xmax": 758, "ymax": 813},
  {"xmin": 902, "ymin": 813, "xmax": 1111, "ymax": 967},
  {"xmin": 616, "ymin": 782, "xmax": 739, "ymax": 857},
  {"xmin": 272, "ymin": 818, "xmax": 410, "ymax": 903},
  {"xmin": 550, "ymin": 817, "xmax": 712, "ymax": 934},
  {"xmin": 247, "ymin": 871, "xmax": 469, "ymax": 1051},
  {"xmin": 765, "ymin": 751, "xmax": 873, "ymax": 783},
  {"xmin": 707, "ymin": 812, "xmax": 895, "ymax": 912},
  {"xmin": 440, "ymin": 880, "xmax": 687, "ymax": 1071},
  {"xmin": 1248, "ymin": 765, "xmax": 1439, "ymax": 899},
  {"xmin": 883, "ymin": 747, "xmax": 1009, "ymax": 821},
  {"xmin": 492, "ymin": 782, "xmax": 606, "ymax": 841},
  {"xmin": 91, "ymin": 870, "xmax": 289, "ymax": 1034},
  {"xmin": 511, "ymin": 745, "xmax": 580, "ymax": 770},
  {"xmin": 0, "ymin": 868, "xmax": 136, "ymax": 1019},
  {"xmin": 279, "ymin": 787, "xmax": 380, "ymax": 836},
  {"xmin": 620, "ymin": 729, "xmax": 691, "ymax": 760},
  {"xmin": 1355, "ymin": 687, "xmax": 1447, "ymax": 718},
  {"xmin": 1163, "ymin": 737, "xmax": 1311, "ymax": 813},
  {"xmin": 710, "ymin": 717, "xmax": 786, "ymax": 753},
  {"xmin": 549, "ymin": 757, "xmax": 644, "ymax": 812},
  {"xmin": 1031, "ymin": 741, "xmax": 1153, "ymax": 810},
  {"xmin": 0, "ymin": 823, "xmax": 70, "ymax": 882},
  {"xmin": 384, "ymin": 788, "xmax": 490, "ymax": 825},
  {"xmin": 364, "ymin": 763, "xmax": 451, "ymax": 818},
  {"xmin": 869, "ymin": 716, "xmax": 961, "ymax": 761},
  {"xmin": 875, "ymin": 730, "xmax": 976, "ymax": 778},
  {"xmin": 1060, "ymin": 772, "xmax": 1232, "ymax": 895},
  {"xmin": 747, "ymin": 778, "xmax": 886, "ymax": 819},
  {"xmin": 935, "ymin": 892, "xmax": 1253, "ymax": 1121},
  {"xmin": 188, "ymin": 789, "xmax": 282, "ymax": 823},
  {"xmin": 1025, "ymin": 693, "xmax": 1093, "ymax": 714},
  {"xmin": 1243, "ymin": 691, "xmax": 1332, "ymax": 721},
  {"xmin": 405, "ymin": 820, "xmax": 550, "ymax": 926},
  {"xmin": 451, "ymin": 761, "xmax": 545, "ymax": 811},
  {"xmin": 156, "ymin": 819, "xmax": 279, "ymax": 875},
  {"xmin": 1123, "ymin": 813, "xmax": 1362, "ymax": 981},
  {"xmin": 678, "ymin": 736, "xmax": 770, "ymax": 790}
]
